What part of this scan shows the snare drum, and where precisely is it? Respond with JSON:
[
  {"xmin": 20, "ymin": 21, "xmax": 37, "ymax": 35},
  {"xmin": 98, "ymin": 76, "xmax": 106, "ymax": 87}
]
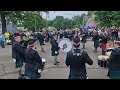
[
  {"xmin": 105, "ymin": 52, "xmax": 111, "ymax": 57},
  {"xmin": 106, "ymin": 47, "xmax": 114, "ymax": 52},
  {"xmin": 97, "ymin": 55, "xmax": 109, "ymax": 68}
]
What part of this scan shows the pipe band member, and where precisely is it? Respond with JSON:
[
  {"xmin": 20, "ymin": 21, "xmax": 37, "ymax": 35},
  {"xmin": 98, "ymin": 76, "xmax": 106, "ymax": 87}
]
[
  {"xmin": 50, "ymin": 32, "xmax": 60, "ymax": 65},
  {"xmin": 81, "ymin": 28, "xmax": 88, "ymax": 49},
  {"xmin": 92, "ymin": 29, "xmax": 100, "ymax": 52},
  {"xmin": 65, "ymin": 37, "xmax": 93, "ymax": 79},
  {"xmin": 24, "ymin": 39, "xmax": 43, "ymax": 79},
  {"xmin": 12, "ymin": 33, "xmax": 25, "ymax": 79},
  {"xmin": 99, "ymin": 29, "xmax": 110, "ymax": 55},
  {"xmin": 38, "ymin": 30, "xmax": 45, "ymax": 52},
  {"xmin": 107, "ymin": 37, "xmax": 120, "ymax": 79}
]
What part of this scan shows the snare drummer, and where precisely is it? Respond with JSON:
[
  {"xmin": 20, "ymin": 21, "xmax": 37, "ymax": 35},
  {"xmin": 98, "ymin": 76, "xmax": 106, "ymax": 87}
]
[
  {"xmin": 99, "ymin": 29, "xmax": 110, "ymax": 55},
  {"xmin": 108, "ymin": 37, "xmax": 120, "ymax": 79}
]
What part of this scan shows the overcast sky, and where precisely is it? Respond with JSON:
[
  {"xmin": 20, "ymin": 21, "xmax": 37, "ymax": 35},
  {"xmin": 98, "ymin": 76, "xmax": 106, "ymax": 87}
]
[{"xmin": 42, "ymin": 11, "xmax": 88, "ymax": 20}]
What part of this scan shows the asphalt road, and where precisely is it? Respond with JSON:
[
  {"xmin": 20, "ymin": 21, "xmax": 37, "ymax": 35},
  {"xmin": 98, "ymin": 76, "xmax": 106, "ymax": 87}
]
[{"xmin": 0, "ymin": 39, "xmax": 110, "ymax": 79}]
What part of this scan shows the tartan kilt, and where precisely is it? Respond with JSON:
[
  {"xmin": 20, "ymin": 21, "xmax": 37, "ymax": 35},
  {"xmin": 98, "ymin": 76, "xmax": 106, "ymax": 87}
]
[
  {"xmin": 69, "ymin": 74, "xmax": 87, "ymax": 79},
  {"xmin": 40, "ymin": 42, "xmax": 45, "ymax": 46},
  {"xmin": 94, "ymin": 40, "xmax": 99, "ymax": 48},
  {"xmin": 15, "ymin": 60, "xmax": 23, "ymax": 68},
  {"xmin": 81, "ymin": 37, "xmax": 87, "ymax": 43},
  {"xmin": 109, "ymin": 70, "xmax": 120, "ymax": 79},
  {"xmin": 24, "ymin": 69, "xmax": 41, "ymax": 79},
  {"xmin": 51, "ymin": 50, "xmax": 59, "ymax": 56},
  {"xmin": 100, "ymin": 43, "xmax": 106, "ymax": 50}
]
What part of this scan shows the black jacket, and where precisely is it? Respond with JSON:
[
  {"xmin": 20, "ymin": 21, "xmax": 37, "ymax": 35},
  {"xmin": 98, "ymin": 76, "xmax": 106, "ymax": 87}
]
[
  {"xmin": 12, "ymin": 41, "xmax": 25, "ymax": 62},
  {"xmin": 63, "ymin": 31, "xmax": 69, "ymax": 38},
  {"xmin": 108, "ymin": 47, "xmax": 120, "ymax": 70},
  {"xmin": 92, "ymin": 33, "xmax": 99, "ymax": 41},
  {"xmin": 25, "ymin": 48, "xmax": 43, "ymax": 71},
  {"xmin": 65, "ymin": 49, "xmax": 93, "ymax": 77},
  {"xmin": 20, "ymin": 40, "xmax": 29, "ymax": 50},
  {"xmin": 50, "ymin": 37, "xmax": 60, "ymax": 51},
  {"xmin": 38, "ymin": 33, "xmax": 45, "ymax": 43},
  {"xmin": 99, "ymin": 34, "xmax": 109, "ymax": 44}
]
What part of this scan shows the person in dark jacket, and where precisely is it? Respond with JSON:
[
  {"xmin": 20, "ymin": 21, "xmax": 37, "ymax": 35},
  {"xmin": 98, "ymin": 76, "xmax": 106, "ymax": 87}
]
[
  {"xmin": 108, "ymin": 37, "xmax": 120, "ymax": 79},
  {"xmin": 50, "ymin": 32, "xmax": 60, "ymax": 65},
  {"xmin": 99, "ymin": 30, "xmax": 110, "ymax": 55},
  {"xmin": 81, "ymin": 29, "xmax": 88, "ymax": 49},
  {"xmin": 38, "ymin": 31, "xmax": 45, "ymax": 52},
  {"xmin": 111, "ymin": 28, "xmax": 116, "ymax": 41},
  {"xmin": 65, "ymin": 37, "xmax": 93, "ymax": 79},
  {"xmin": 92, "ymin": 30, "xmax": 100, "ymax": 52},
  {"xmin": 24, "ymin": 39, "xmax": 43, "ymax": 79},
  {"xmin": 63, "ymin": 30, "xmax": 69, "ymax": 38},
  {"xmin": 12, "ymin": 33, "xmax": 25, "ymax": 79},
  {"xmin": 59, "ymin": 30, "xmax": 63, "ymax": 39},
  {"xmin": 115, "ymin": 28, "xmax": 118, "ymax": 40},
  {"xmin": 45, "ymin": 30, "xmax": 50, "ymax": 42}
]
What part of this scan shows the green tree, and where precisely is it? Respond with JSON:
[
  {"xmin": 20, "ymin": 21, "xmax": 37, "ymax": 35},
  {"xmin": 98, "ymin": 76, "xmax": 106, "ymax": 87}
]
[
  {"xmin": 52, "ymin": 16, "xmax": 64, "ymax": 29},
  {"xmin": 21, "ymin": 12, "xmax": 45, "ymax": 32},
  {"xmin": 94, "ymin": 11, "xmax": 120, "ymax": 27},
  {"xmin": 72, "ymin": 15, "xmax": 83, "ymax": 28}
]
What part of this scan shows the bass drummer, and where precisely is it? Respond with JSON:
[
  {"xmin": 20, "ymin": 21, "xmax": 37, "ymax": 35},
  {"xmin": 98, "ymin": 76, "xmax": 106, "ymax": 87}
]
[{"xmin": 65, "ymin": 37, "xmax": 93, "ymax": 79}]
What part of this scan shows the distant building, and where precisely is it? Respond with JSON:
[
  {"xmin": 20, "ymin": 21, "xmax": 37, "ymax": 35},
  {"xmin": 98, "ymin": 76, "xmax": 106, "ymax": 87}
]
[
  {"xmin": 0, "ymin": 22, "xmax": 17, "ymax": 34},
  {"xmin": 83, "ymin": 11, "xmax": 97, "ymax": 27}
]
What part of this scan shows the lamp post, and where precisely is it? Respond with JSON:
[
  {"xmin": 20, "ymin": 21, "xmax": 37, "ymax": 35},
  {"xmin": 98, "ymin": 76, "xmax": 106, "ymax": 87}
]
[
  {"xmin": 34, "ymin": 15, "xmax": 36, "ymax": 32},
  {"xmin": 46, "ymin": 13, "xmax": 47, "ymax": 29}
]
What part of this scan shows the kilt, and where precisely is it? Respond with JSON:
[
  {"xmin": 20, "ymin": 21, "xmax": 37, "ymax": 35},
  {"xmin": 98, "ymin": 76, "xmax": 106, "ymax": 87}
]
[
  {"xmin": 81, "ymin": 37, "xmax": 87, "ymax": 43},
  {"xmin": 109, "ymin": 70, "xmax": 120, "ymax": 79},
  {"xmin": 100, "ymin": 43, "xmax": 106, "ymax": 50},
  {"xmin": 15, "ymin": 60, "xmax": 23, "ymax": 68},
  {"xmin": 94, "ymin": 40, "xmax": 99, "ymax": 48},
  {"xmin": 40, "ymin": 42, "xmax": 45, "ymax": 46},
  {"xmin": 51, "ymin": 50, "xmax": 59, "ymax": 56},
  {"xmin": 24, "ymin": 69, "xmax": 41, "ymax": 79},
  {"xmin": 112, "ymin": 35, "xmax": 116, "ymax": 40},
  {"xmin": 68, "ymin": 74, "xmax": 87, "ymax": 79}
]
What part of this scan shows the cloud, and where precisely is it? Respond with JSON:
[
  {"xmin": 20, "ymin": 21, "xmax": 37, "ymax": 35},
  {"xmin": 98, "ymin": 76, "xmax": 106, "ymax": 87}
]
[{"xmin": 42, "ymin": 11, "xmax": 88, "ymax": 20}]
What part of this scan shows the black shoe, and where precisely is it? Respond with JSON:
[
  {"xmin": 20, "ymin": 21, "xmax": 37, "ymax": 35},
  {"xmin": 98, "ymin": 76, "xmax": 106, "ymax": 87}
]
[
  {"xmin": 56, "ymin": 61, "xmax": 59, "ymax": 63},
  {"xmin": 41, "ymin": 50, "xmax": 45, "ymax": 52},
  {"xmin": 18, "ymin": 74, "xmax": 26, "ymax": 79},
  {"xmin": 54, "ymin": 62, "xmax": 59, "ymax": 65},
  {"xmin": 93, "ymin": 50, "xmax": 97, "ymax": 53}
]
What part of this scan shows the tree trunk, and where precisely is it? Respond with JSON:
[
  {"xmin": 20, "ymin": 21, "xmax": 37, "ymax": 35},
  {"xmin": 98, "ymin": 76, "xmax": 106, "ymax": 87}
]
[{"xmin": 1, "ymin": 11, "xmax": 6, "ymax": 34}]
